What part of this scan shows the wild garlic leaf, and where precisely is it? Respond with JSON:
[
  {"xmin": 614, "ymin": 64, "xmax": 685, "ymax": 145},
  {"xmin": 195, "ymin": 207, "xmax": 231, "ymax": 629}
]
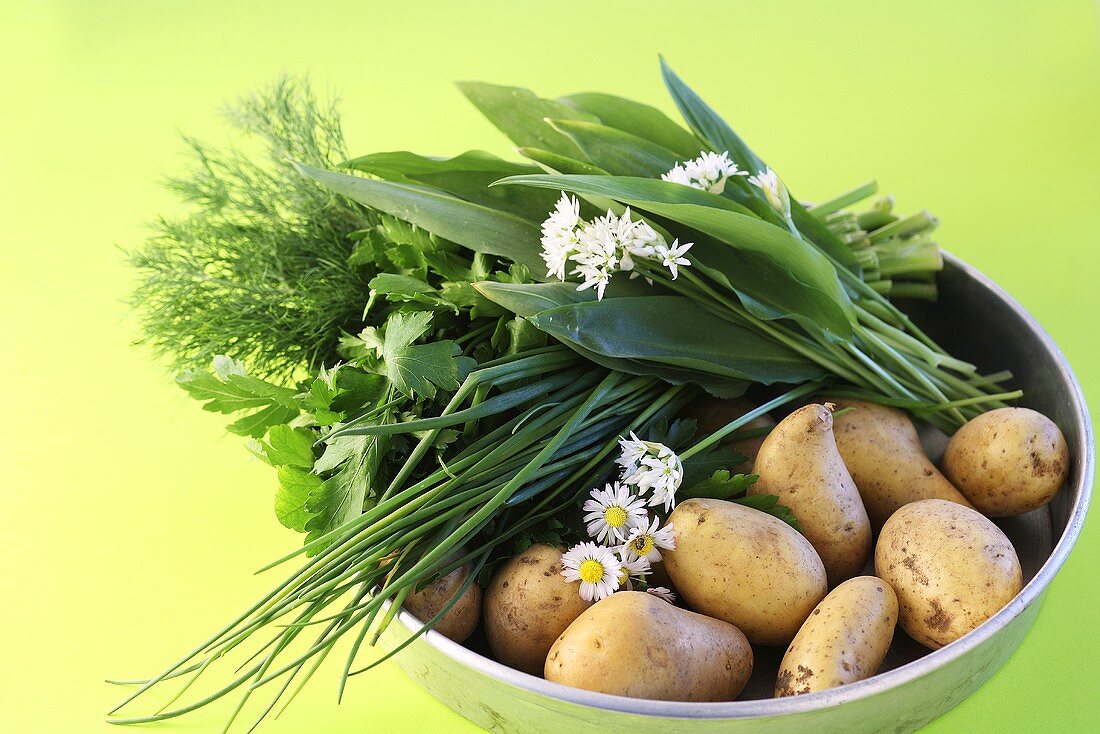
[
  {"xmin": 275, "ymin": 465, "xmax": 322, "ymax": 532},
  {"xmin": 253, "ymin": 425, "xmax": 316, "ymax": 468},
  {"xmin": 381, "ymin": 311, "xmax": 464, "ymax": 400}
]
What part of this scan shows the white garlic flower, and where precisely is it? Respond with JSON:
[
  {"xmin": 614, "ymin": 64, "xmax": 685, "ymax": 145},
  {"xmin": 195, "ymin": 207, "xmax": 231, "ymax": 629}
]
[
  {"xmin": 539, "ymin": 195, "xmax": 694, "ymax": 299},
  {"xmin": 747, "ymin": 167, "xmax": 791, "ymax": 219},
  {"xmin": 662, "ymin": 150, "xmax": 746, "ymax": 194}
]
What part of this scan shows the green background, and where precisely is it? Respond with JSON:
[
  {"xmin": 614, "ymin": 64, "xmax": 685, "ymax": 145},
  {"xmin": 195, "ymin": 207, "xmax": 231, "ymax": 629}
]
[{"xmin": 2, "ymin": 1, "xmax": 1097, "ymax": 731}]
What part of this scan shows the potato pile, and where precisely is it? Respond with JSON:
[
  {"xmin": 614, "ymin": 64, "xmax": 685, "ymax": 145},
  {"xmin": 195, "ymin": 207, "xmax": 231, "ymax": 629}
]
[{"xmin": 400, "ymin": 400, "xmax": 1069, "ymax": 703}]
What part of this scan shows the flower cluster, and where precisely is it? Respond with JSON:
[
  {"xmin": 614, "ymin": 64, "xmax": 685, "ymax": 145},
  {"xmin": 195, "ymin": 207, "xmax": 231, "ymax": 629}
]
[
  {"xmin": 540, "ymin": 194, "xmax": 693, "ymax": 300},
  {"xmin": 560, "ymin": 435, "xmax": 684, "ymax": 603},
  {"xmin": 661, "ymin": 150, "xmax": 746, "ymax": 194}
]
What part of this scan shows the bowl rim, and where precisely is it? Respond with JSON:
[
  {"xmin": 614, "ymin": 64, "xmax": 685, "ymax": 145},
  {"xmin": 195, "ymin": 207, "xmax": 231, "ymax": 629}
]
[{"xmin": 395, "ymin": 251, "xmax": 1094, "ymax": 719}]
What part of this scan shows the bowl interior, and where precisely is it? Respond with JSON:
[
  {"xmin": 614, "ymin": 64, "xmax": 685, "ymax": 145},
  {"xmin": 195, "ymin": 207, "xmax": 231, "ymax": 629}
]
[{"xmin": 401, "ymin": 253, "xmax": 1092, "ymax": 709}]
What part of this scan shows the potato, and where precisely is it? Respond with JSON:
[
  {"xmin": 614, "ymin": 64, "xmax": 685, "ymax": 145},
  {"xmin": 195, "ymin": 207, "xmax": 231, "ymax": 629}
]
[
  {"xmin": 679, "ymin": 396, "xmax": 775, "ymax": 471},
  {"xmin": 775, "ymin": 576, "xmax": 898, "ymax": 697},
  {"xmin": 545, "ymin": 591, "xmax": 752, "ymax": 701},
  {"xmin": 751, "ymin": 404, "xmax": 872, "ymax": 586},
  {"xmin": 664, "ymin": 498, "xmax": 827, "ymax": 645},
  {"xmin": 875, "ymin": 499, "xmax": 1022, "ymax": 649},
  {"xmin": 828, "ymin": 397, "xmax": 974, "ymax": 528},
  {"xmin": 402, "ymin": 562, "xmax": 482, "ymax": 643},
  {"xmin": 484, "ymin": 544, "xmax": 591, "ymax": 675},
  {"xmin": 943, "ymin": 407, "xmax": 1070, "ymax": 517}
]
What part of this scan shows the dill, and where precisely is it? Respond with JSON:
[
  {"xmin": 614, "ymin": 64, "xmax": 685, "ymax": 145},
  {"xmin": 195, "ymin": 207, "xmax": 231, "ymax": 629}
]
[{"xmin": 128, "ymin": 77, "xmax": 375, "ymax": 381}]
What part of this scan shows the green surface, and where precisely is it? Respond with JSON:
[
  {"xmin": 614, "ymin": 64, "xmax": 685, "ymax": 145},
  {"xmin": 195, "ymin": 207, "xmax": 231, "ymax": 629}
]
[{"xmin": 1, "ymin": 1, "xmax": 1096, "ymax": 731}]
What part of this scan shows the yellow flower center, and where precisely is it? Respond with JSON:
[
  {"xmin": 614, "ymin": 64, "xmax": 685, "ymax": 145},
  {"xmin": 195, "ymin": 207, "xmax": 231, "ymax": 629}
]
[
  {"xmin": 603, "ymin": 505, "xmax": 628, "ymax": 528},
  {"xmin": 630, "ymin": 535, "xmax": 654, "ymax": 556},
  {"xmin": 578, "ymin": 559, "xmax": 606, "ymax": 584}
]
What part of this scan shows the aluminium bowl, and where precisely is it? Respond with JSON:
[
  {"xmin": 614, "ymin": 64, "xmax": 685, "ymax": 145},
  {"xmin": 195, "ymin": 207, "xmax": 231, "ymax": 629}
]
[{"xmin": 381, "ymin": 252, "xmax": 1094, "ymax": 734}]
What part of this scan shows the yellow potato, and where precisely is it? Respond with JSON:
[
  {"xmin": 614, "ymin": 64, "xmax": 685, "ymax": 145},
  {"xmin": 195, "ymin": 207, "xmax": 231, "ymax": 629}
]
[
  {"xmin": 943, "ymin": 407, "xmax": 1070, "ymax": 517},
  {"xmin": 875, "ymin": 499, "xmax": 1022, "ymax": 649},
  {"xmin": 664, "ymin": 498, "xmax": 827, "ymax": 645},
  {"xmin": 545, "ymin": 591, "xmax": 752, "ymax": 701},
  {"xmin": 751, "ymin": 404, "xmax": 871, "ymax": 586},
  {"xmin": 402, "ymin": 562, "xmax": 482, "ymax": 643},
  {"xmin": 775, "ymin": 576, "xmax": 898, "ymax": 697},
  {"xmin": 483, "ymin": 544, "xmax": 591, "ymax": 675},
  {"xmin": 828, "ymin": 397, "xmax": 974, "ymax": 528}
]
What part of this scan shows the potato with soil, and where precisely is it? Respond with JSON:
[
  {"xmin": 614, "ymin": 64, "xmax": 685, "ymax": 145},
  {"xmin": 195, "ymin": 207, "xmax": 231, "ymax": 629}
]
[
  {"xmin": 943, "ymin": 407, "xmax": 1070, "ymax": 517},
  {"xmin": 751, "ymin": 403, "xmax": 871, "ymax": 586},
  {"xmin": 775, "ymin": 576, "xmax": 898, "ymax": 696},
  {"xmin": 664, "ymin": 498, "xmax": 827, "ymax": 645},
  {"xmin": 545, "ymin": 591, "xmax": 752, "ymax": 701},
  {"xmin": 402, "ymin": 561, "xmax": 482, "ymax": 643},
  {"xmin": 680, "ymin": 396, "xmax": 776, "ymax": 471},
  {"xmin": 484, "ymin": 544, "xmax": 591, "ymax": 675},
  {"xmin": 828, "ymin": 397, "xmax": 974, "ymax": 527},
  {"xmin": 875, "ymin": 499, "xmax": 1022, "ymax": 649}
]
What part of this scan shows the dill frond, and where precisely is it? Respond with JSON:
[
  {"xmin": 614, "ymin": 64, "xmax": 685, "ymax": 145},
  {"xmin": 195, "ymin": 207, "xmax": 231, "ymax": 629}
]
[{"xmin": 128, "ymin": 77, "xmax": 374, "ymax": 382}]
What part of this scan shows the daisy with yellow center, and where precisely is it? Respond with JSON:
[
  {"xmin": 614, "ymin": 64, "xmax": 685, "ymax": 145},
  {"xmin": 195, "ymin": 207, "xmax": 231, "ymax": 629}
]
[
  {"xmin": 582, "ymin": 482, "xmax": 649, "ymax": 544},
  {"xmin": 621, "ymin": 517, "xmax": 677, "ymax": 564},
  {"xmin": 616, "ymin": 551, "xmax": 652, "ymax": 587},
  {"xmin": 560, "ymin": 542, "xmax": 623, "ymax": 602}
]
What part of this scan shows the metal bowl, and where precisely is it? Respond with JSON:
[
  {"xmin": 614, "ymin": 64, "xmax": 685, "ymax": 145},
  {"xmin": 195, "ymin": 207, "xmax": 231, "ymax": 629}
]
[{"xmin": 382, "ymin": 252, "xmax": 1094, "ymax": 734}]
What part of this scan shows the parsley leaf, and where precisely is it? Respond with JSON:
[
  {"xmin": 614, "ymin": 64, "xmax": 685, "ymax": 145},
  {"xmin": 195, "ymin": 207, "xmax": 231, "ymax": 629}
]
[
  {"xmin": 381, "ymin": 311, "xmax": 468, "ymax": 399},
  {"xmin": 304, "ymin": 432, "xmax": 387, "ymax": 550},
  {"xmin": 274, "ymin": 466, "xmax": 322, "ymax": 532},
  {"xmin": 252, "ymin": 425, "xmax": 316, "ymax": 468},
  {"xmin": 176, "ymin": 356, "xmax": 300, "ymax": 437}
]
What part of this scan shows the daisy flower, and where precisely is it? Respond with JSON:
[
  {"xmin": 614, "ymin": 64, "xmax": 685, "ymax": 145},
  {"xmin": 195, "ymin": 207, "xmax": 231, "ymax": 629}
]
[
  {"xmin": 747, "ymin": 167, "xmax": 791, "ymax": 218},
  {"xmin": 582, "ymin": 482, "xmax": 649, "ymax": 544},
  {"xmin": 561, "ymin": 542, "xmax": 623, "ymax": 602},
  {"xmin": 621, "ymin": 518, "xmax": 677, "ymax": 564},
  {"xmin": 616, "ymin": 551, "xmax": 652, "ymax": 587},
  {"xmin": 646, "ymin": 586, "xmax": 676, "ymax": 604}
]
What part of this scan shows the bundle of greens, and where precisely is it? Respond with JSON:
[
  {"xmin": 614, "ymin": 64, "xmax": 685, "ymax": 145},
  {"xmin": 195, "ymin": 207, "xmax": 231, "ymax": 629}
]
[{"xmin": 113, "ymin": 61, "xmax": 1017, "ymax": 729}]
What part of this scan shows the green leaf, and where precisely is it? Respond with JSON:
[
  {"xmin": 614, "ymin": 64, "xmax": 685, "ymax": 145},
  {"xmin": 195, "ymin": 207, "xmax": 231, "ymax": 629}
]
[
  {"xmin": 659, "ymin": 57, "xmax": 765, "ymax": 174},
  {"xmin": 547, "ymin": 119, "xmax": 681, "ymax": 178},
  {"xmin": 382, "ymin": 311, "xmax": 464, "ymax": 400},
  {"xmin": 472, "ymin": 281, "xmax": 750, "ymax": 397},
  {"xmin": 517, "ymin": 147, "xmax": 609, "ymax": 176},
  {"xmin": 176, "ymin": 356, "xmax": 301, "ymax": 437},
  {"xmin": 456, "ymin": 81, "xmax": 599, "ymax": 159},
  {"xmin": 681, "ymin": 469, "xmax": 758, "ymax": 501},
  {"xmin": 296, "ymin": 163, "xmax": 547, "ymax": 277},
  {"xmin": 495, "ymin": 175, "xmax": 855, "ymax": 339},
  {"xmin": 305, "ymin": 433, "xmax": 387, "ymax": 549},
  {"xmin": 527, "ymin": 296, "xmax": 824, "ymax": 384},
  {"xmin": 255, "ymin": 425, "xmax": 316, "ymax": 468},
  {"xmin": 558, "ymin": 92, "xmax": 703, "ymax": 158},
  {"xmin": 343, "ymin": 150, "xmax": 556, "ymax": 221},
  {"xmin": 659, "ymin": 58, "xmax": 861, "ymax": 275},
  {"xmin": 275, "ymin": 465, "xmax": 322, "ymax": 532}
]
